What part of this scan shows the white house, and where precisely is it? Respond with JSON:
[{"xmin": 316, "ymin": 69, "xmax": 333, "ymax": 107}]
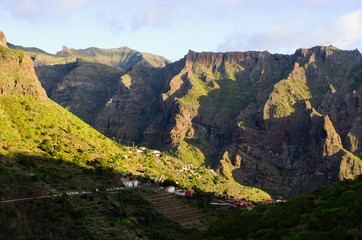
[
  {"xmin": 122, "ymin": 180, "xmax": 140, "ymax": 188},
  {"xmin": 165, "ymin": 186, "xmax": 175, "ymax": 193},
  {"xmin": 174, "ymin": 190, "xmax": 186, "ymax": 196}
]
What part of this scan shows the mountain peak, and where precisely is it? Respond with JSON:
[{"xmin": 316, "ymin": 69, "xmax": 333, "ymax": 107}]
[
  {"xmin": 56, "ymin": 46, "xmax": 74, "ymax": 56},
  {"xmin": 0, "ymin": 30, "xmax": 7, "ymax": 47},
  {"xmin": 0, "ymin": 40, "xmax": 47, "ymax": 98}
]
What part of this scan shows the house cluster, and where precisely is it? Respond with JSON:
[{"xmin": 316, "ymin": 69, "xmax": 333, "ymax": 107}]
[
  {"xmin": 180, "ymin": 165, "xmax": 215, "ymax": 176},
  {"xmin": 210, "ymin": 198, "xmax": 254, "ymax": 210},
  {"xmin": 164, "ymin": 186, "xmax": 195, "ymax": 197},
  {"xmin": 230, "ymin": 199, "xmax": 254, "ymax": 210}
]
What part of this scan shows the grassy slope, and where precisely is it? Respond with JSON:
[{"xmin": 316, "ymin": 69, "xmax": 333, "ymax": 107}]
[
  {"xmin": 198, "ymin": 175, "xmax": 362, "ymax": 240},
  {"xmin": 0, "ymin": 45, "xmax": 269, "ymax": 201},
  {"xmin": 0, "ymin": 94, "xmax": 269, "ymax": 201}
]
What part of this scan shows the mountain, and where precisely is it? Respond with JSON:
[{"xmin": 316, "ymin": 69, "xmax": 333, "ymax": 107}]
[
  {"xmin": 142, "ymin": 47, "xmax": 362, "ymax": 198},
  {"xmin": 0, "ymin": 31, "xmax": 268, "ymax": 202},
  {"xmin": 0, "ymin": 31, "xmax": 272, "ymax": 238},
  {"xmin": 8, "ymin": 43, "xmax": 171, "ymax": 130},
  {"xmin": 0, "ymin": 31, "xmax": 126, "ymax": 171},
  {"xmin": 8, "ymin": 43, "xmax": 171, "ymax": 69},
  {"xmin": 35, "ymin": 45, "xmax": 361, "ymax": 198},
  {"xmin": 56, "ymin": 46, "xmax": 171, "ymax": 69}
]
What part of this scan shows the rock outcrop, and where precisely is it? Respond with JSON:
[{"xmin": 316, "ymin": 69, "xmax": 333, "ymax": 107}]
[
  {"xmin": 0, "ymin": 32, "xmax": 46, "ymax": 98},
  {"xmin": 141, "ymin": 46, "xmax": 362, "ymax": 197},
  {"xmin": 35, "ymin": 44, "xmax": 362, "ymax": 198},
  {"xmin": 0, "ymin": 31, "xmax": 7, "ymax": 47}
]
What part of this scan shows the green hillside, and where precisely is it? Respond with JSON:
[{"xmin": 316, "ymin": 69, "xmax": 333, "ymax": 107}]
[
  {"xmin": 198, "ymin": 175, "xmax": 362, "ymax": 240},
  {"xmin": 0, "ymin": 38, "xmax": 269, "ymax": 201},
  {"xmin": 0, "ymin": 37, "xmax": 272, "ymax": 239}
]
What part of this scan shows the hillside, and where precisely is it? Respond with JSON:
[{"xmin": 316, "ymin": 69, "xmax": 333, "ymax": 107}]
[
  {"xmin": 0, "ymin": 31, "xmax": 268, "ymax": 201},
  {"xmin": 37, "ymin": 45, "xmax": 362, "ymax": 198},
  {"xmin": 198, "ymin": 175, "xmax": 362, "ymax": 240},
  {"xmin": 5, "ymin": 28, "xmax": 362, "ymax": 200}
]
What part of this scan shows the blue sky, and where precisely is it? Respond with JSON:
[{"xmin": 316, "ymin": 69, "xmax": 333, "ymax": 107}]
[{"xmin": 0, "ymin": 0, "xmax": 361, "ymax": 61}]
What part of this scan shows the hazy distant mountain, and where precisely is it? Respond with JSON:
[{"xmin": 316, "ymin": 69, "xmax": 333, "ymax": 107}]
[
  {"xmin": 8, "ymin": 43, "xmax": 171, "ymax": 69},
  {"xmin": 56, "ymin": 46, "xmax": 171, "ymax": 69}
]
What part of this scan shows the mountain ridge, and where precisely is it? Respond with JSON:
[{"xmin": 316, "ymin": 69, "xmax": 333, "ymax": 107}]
[
  {"xmin": 8, "ymin": 43, "xmax": 171, "ymax": 69},
  {"xmin": 12, "ymin": 37, "xmax": 362, "ymax": 198},
  {"xmin": 1, "ymin": 31, "xmax": 269, "ymax": 202}
]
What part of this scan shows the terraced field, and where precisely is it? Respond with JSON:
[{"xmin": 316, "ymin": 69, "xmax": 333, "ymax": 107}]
[{"xmin": 145, "ymin": 191, "xmax": 211, "ymax": 230}]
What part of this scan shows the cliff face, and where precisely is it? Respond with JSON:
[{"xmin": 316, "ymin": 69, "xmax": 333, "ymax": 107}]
[
  {"xmin": 0, "ymin": 31, "xmax": 7, "ymax": 47},
  {"xmin": 35, "ymin": 45, "xmax": 361, "ymax": 198},
  {"xmin": 0, "ymin": 39, "xmax": 46, "ymax": 98},
  {"xmin": 142, "ymin": 47, "xmax": 362, "ymax": 197}
]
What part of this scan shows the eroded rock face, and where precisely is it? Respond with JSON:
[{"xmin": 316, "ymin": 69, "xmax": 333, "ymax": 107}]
[
  {"xmin": 142, "ymin": 46, "xmax": 362, "ymax": 197},
  {"xmin": 34, "ymin": 44, "xmax": 362, "ymax": 198},
  {"xmin": 0, "ymin": 32, "xmax": 46, "ymax": 98},
  {"xmin": 0, "ymin": 31, "xmax": 7, "ymax": 47}
]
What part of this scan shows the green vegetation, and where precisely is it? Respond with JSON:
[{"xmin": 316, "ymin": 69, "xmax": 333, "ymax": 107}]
[
  {"xmin": 197, "ymin": 175, "xmax": 362, "ymax": 240},
  {"xmin": 0, "ymin": 45, "xmax": 270, "ymax": 204},
  {"xmin": 0, "ymin": 94, "xmax": 268, "ymax": 201},
  {"xmin": 0, "ymin": 186, "xmax": 190, "ymax": 239},
  {"xmin": 263, "ymin": 65, "xmax": 312, "ymax": 119}
]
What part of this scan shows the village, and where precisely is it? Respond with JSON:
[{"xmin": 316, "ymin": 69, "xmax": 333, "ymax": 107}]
[
  {"xmin": 2, "ymin": 146, "xmax": 282, "ymax": 212},
  {"xmin": 120, "ymin": 174, "xmax": 277, "ymax": 211},
  {"xmin": 118, "ymin": 146, "xmax": 281, "ymax": 210}
]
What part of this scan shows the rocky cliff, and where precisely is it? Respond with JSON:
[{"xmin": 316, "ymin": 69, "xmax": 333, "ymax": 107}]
[
  {"xmin": 36, "ymin": 45, "xmax": 361, "ymax": 198},
  {"xmin": 0, "ymin": 36, "xmax": 46, "ymax": 98},
  {"xmin": 141, "ymin": 47, "xmax": 361, "ymax": 197}
]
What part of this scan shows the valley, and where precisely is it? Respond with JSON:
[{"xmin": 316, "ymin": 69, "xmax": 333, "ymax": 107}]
[
  {"xmin": 0, "ymin": 29, "xmax": 361, "ymax": 239},
  {"xmin": 23, "ymin": 42, "xmax": 362, "ymax": 198}
]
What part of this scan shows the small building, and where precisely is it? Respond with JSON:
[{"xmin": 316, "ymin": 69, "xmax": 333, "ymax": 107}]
[
  {"xmin": 230, "ymin": 199, "xmax": 254, "ymax": 208},
  {"xmin": 165, "ymin": 186, "xmax": 175, "ymax": 193},
  {"xmin": 230, "ymin": 199, "xmax": 243, "ymax": 206},
  {"xmin": 122, "ymin": 180, "xmax": 140, "ymax": 188},
  {"xmin": 174, "ymin": 190, "xmax": 186, "ymax": 196},
  {"xmin": 185, "ymin": 189, "xmax": 195, "ymax": 197},
  {"xmin": 139, "ymin": 147, "xmax": 146, "ymax": 151}
]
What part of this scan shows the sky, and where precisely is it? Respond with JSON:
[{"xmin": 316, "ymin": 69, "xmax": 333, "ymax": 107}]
[{"xmin": 0, "ymin": 0, "xmax": 361, "ymax": 61}]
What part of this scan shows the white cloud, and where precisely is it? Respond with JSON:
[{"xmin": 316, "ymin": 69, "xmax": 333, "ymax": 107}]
[
  {"xmin": 306, "ymin": 0, "xmax": 331, "ymax": 5},
  {"xmin": 130, "ymin": 1, "xmax": 177, "ymax": 30},
  {"xmin": 333, "ymin": 9, "xmax": 362, "ymax": 48},
  {"xmin": 0, "ymin": 0, "xmax": 91, "ymax": 21},
  {"xmin": 201, "ymin": 0, "xmax": 243, "ymax": 5},
  {"xmin": 217, "ymin": 9, "xmax": 362, "ymax": 53}
]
